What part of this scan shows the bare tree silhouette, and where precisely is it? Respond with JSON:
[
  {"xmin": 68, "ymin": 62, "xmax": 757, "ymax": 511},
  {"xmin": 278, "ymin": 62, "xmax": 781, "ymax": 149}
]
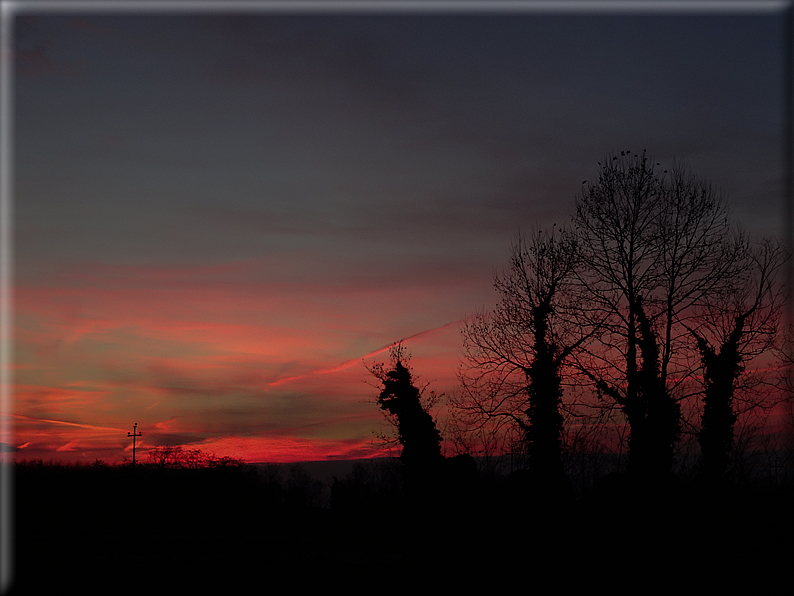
[
  {"xmin": 455, "ymin": 228, "xmax": 589, "ymax": 489},
  {"xmin": 146, "ymin": 445, "xmax": 244, "ymax": 469},
  {"xmin": 684, "ymin": 236, "xmax": 788, "ymax": 482},
  {"xmin": 572, "ymin": 150, "xmax": 746, "ymax": 482}
]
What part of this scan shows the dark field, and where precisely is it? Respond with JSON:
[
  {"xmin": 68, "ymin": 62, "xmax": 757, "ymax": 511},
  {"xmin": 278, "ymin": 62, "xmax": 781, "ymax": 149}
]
[{"xmin": 8, "ymin": 459, "xmax": 794, "ymax": 593}]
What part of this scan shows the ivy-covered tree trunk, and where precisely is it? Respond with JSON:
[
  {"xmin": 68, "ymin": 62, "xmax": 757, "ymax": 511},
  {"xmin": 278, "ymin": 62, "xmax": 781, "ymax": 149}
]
[
  {"xmin": 573, "ymin": 151, "xmax": 745, "ymax": 486},
  {"xmin": 524, "ymin": 299, "xmax": 565, "ymax": 484},
  {"xmin": 634, "ymin": 297, "xmax": 680, "ymax": 482},
  {"xmin": 693, "ymin": 316, "xmax": 746, "ymax": 482},
  {"xmin": 374, "ymin": 351, "xmax": 443, "ymax": 487}
]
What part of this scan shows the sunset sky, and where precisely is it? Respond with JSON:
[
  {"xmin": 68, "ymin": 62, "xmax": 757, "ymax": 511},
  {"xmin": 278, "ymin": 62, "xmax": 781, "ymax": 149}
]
[{"xmin": 4, "ymin": 2, "xmax": 790, "ymax": 463}]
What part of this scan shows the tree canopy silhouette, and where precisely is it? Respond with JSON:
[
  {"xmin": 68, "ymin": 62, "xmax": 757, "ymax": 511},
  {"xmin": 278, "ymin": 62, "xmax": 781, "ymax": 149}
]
[
  {"xmin": 684, "ymin": 236, "xmax": 788, "ymax": 482},
  {"xmin": 572, "ymin": 150, "xmax": 749, "ymax": 482},
  {"xmin": 451, "ymin": 150, "xmax": 788, "ymax": 489},
  {"xmin": 369, "ymin": 344, "xmax": 443, "ymax": 482},
  {"xmin": 455, "ymin": 228, "xmax": 588, "ymax": 487}
]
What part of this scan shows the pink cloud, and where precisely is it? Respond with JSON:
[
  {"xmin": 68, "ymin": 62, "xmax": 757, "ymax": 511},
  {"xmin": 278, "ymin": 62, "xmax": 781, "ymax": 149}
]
[
  {"xmin": 12, "ymin": 258, "xmax": 475, "ymax": 463},
  {"xmin": 56, "ymin": 440, "xmax": 79, "ymax": 452},
  {"xmin": 154, "ymin": 417, "xmax": 179, "ymax": 431},
  {"xmin": 194, "ymin": 435, "xmax": 389, "ymax": 463},
  {"xmin": 7, "ymin": 413, "xmax": 128, "ymax": 434},
  {"xmin": 268, "ymin": 319, "xmax": 462, "ymax": 387}
]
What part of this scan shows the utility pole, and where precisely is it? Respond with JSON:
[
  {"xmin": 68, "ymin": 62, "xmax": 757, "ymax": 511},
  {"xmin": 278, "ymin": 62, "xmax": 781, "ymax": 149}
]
[{"xmin": 128, "ymin": 423, "xmax": 142, "ymax": 466}]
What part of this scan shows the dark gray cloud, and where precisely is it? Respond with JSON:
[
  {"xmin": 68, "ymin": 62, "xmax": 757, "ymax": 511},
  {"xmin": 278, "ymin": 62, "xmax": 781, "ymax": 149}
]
[{"xmin": 15, "ymin": 10, "xmax": 785, "ymax": 284}]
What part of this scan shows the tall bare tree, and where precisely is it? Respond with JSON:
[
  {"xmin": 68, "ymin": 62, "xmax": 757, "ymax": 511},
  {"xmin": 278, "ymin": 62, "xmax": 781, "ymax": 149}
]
[
  {"xmin": 684, "ymin": 237, "xmax": 788, "ymax": 481},
  {"xmin": 573, "ymin": 151, "xmax": 746, "ymax": 481},
  {"xmin": 456, "ymin": 227, "xmax": 586, "ymax": 485}
]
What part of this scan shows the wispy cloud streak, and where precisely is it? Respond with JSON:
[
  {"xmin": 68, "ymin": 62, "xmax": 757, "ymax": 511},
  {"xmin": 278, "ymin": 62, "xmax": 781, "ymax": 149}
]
[
  {"xmin": 5, "ymin": 413, "xmax": 128, "ymax": 435},
  {"xmin": 267, "ymin": 319, "xmax": 463, "ymax": 387}
]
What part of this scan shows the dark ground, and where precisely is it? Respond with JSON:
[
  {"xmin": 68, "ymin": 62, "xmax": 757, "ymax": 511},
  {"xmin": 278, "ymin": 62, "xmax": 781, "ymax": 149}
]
[{"xmin": 6, "ymin": 460, "xmax": 793, "ymax": 594}]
